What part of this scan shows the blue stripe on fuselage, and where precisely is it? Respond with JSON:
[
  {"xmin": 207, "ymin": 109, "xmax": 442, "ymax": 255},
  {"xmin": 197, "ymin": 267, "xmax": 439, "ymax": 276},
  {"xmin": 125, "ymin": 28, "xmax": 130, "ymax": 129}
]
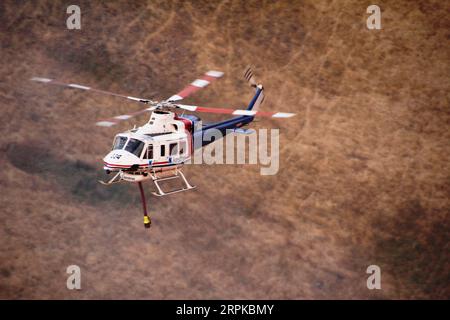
[{"xmin": 194, "ymin": 87, "xmax": 262, "ymax": 148}]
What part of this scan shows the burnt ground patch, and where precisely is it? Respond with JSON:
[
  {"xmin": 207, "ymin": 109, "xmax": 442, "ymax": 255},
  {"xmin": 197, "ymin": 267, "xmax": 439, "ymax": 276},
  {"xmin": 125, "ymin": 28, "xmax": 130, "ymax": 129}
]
[
  {"xmin": 5, "ymin": 141, "xmax": 136, "ymax": 206},
  {"xmin": 372, "ymin": 200, "xmax": 450, "ymax": 299}
]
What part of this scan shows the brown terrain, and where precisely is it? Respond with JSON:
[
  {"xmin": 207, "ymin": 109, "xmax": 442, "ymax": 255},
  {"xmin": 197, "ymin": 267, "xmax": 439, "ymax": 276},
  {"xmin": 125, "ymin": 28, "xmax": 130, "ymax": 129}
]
[{"xmin": 0, "ymin": 0, "xmax": 449, "ymax": 299}]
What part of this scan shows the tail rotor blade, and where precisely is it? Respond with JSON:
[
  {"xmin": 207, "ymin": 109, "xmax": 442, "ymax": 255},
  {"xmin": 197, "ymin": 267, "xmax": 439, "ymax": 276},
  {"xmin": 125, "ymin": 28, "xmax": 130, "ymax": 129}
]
[{"xmin": 244, "ymin": 67, "xmax": 257, "ymax": 87}]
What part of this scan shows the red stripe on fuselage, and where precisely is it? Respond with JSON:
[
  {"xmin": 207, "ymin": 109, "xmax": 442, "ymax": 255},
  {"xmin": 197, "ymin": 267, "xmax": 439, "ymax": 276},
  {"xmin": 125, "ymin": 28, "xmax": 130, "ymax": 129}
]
[
  {"xmin": 104, "ymin": 161, "xmax": 169, "ymax": 168},
  {"xmin": 152, "ymin": 161, "xmax": 169, "ymax": 165}
]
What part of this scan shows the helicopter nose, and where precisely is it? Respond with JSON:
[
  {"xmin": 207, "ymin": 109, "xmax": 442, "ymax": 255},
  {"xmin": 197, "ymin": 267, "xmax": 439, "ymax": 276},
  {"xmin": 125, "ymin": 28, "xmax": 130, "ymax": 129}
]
[{"xmin": 103, "ymin": 150, "xmax": 140, "ymax": 168}]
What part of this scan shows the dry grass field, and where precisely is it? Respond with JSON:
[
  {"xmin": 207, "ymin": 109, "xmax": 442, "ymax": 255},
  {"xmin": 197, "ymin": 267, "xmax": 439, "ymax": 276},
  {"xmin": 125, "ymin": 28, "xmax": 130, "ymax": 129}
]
[{"xmin": 0, "ymin": 0, "xmax": 449, "ymax": 299}]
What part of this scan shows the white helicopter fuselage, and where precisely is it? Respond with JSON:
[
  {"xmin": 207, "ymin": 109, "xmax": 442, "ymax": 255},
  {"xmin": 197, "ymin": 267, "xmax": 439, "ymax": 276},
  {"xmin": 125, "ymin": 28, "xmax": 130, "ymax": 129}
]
[{"xmin": 103, "ymin": 110, "xmax": 193, "ymax": 182}]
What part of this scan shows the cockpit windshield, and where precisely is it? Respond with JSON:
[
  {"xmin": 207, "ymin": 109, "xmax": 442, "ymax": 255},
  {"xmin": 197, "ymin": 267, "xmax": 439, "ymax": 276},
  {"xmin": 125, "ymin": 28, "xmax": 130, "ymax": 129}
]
[
  {"xmin": 112, "ymin": 136, "xmax": 128, "ymax": 150},
  {"xmin": 125, "ymin": 138, "xmax": 145, "ymax": 157}
]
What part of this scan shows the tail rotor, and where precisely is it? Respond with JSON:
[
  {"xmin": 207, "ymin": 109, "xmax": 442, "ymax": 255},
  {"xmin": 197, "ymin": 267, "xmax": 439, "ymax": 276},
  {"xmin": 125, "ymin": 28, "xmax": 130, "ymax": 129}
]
[{"xmin": 244, "ymin": 66, "xmax": 258, "ymax": 88}]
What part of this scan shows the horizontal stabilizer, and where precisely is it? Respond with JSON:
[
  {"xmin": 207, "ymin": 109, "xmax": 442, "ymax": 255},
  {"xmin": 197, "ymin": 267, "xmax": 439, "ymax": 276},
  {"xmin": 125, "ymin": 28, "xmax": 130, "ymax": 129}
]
[{"xmin": 233, "ymin": 128, "xmax": 256, "ymax": 135}]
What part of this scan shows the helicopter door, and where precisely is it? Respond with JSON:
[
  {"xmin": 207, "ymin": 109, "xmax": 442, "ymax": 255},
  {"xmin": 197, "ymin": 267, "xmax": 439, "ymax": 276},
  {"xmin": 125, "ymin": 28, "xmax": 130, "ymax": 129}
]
[
  {"xmin": 169, "ymin": 142, "xmax": 178, "ymax": 157},
  {"xmin": 168, "ymin": 142, "xmax": 178, "ymax": 163},
  {"xmin": 168, "ymin": 140, "xmax": 189, "ymax": 163}
]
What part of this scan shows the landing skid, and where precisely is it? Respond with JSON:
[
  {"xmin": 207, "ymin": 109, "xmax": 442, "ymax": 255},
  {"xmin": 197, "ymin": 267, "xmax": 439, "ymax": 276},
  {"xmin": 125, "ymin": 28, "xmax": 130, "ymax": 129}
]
[
  {"xmin": 98, "ymin": 167, "xmax": 195, "ymax": 229},
  {"xmin": 150, "ymin": 168, "xmax": 196, "ymax": 197},
  {"xmin": 98, "ymin": 170, "xmax": 123, "ymax": 185}
]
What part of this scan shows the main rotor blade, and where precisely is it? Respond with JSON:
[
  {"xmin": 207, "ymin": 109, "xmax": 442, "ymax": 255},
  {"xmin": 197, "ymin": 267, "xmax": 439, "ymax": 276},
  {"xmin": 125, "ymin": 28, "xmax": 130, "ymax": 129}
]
[
  {"xmin": 175, "ymin": 104, "xmax": 295, "ymax": 118},
  {"xmin": 167, "ymin": 70, "xmax": 224, "ymax": 102},
  {"xmin": 30, "ymin": 77, "xmax": 155, "ymax": 104},
  {"xmin": 95, "ymin": 106, "xmax": 158, "ymax": 127}
]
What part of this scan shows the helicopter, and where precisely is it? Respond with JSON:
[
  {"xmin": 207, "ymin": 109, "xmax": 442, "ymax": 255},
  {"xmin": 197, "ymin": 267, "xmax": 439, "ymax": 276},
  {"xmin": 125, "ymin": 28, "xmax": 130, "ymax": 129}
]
[{"xmin": 31, "ymin": 68, "xmax": 294, "ymax": 229}]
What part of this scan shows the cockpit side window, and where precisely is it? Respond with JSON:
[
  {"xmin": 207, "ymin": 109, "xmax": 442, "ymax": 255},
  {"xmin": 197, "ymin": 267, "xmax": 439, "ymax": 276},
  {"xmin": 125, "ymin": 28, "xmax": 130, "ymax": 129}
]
[
  {"xmin": 125, "ymin": 138, "xmax": 145, "ymax": 157},
  {"xmin": 112, "ymin": 136, "xmax": 128, "ymax": 150},
  {"xmin": 144, "ymin": 144, "xmax": 153, "ymax": 160}
]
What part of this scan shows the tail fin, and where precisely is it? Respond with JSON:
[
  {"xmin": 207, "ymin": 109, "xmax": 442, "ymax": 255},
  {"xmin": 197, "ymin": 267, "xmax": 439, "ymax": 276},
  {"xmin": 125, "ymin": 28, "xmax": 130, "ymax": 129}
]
[{"xmin": 244, "ymin": 67, "xmax": 265, "ymax": 111}]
